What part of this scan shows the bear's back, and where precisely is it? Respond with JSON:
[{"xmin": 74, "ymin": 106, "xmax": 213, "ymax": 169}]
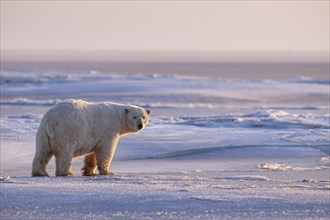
[
  {"xmin": 41, "ymin": 100, "xmax": 91, "ymax": 137},
  {"xmin": 46, "ymin": 99, "xmax": 88, "ymax": 119}
]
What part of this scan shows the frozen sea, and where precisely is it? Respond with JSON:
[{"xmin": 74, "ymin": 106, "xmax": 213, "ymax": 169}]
[{"xmin": 0, "ymin": 61, "xmax": 329, "ymax": 219}]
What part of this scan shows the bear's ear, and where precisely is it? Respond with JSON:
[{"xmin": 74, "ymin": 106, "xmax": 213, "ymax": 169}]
[
  {"xmin": 146, "ymin": 109, "xmax": 151, "ymax": 115},
  {"xmin": 125, "ymin": 108, "xmax": 129, "ymax": 114}
]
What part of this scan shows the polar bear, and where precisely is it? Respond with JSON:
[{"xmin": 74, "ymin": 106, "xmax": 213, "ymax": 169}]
[{"xmin": 32, "ymin": 99, "xmax": 150, "ymax": 176}]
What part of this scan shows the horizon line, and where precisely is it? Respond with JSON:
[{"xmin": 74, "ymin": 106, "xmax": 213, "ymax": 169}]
[{"xmin": 1, "ymin": 49, "xmax": 329, "ymax": 63}]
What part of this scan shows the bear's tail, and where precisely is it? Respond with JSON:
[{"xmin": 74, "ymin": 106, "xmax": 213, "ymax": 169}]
[{"xmin": 46, "ymin": 121, "xmax": 55, "ymax": 139}]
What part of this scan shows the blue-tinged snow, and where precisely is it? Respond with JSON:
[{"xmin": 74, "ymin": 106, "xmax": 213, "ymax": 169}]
[
  {"xmin": 1, "ymin": 69, "xmax": 329, "ymax": 219},
  {"xmin": 1, "ymin": 70, "xmax": 328, "ymax": 162}
]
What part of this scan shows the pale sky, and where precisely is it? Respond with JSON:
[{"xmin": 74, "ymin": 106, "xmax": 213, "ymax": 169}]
[{"xmin": 1, "ymin": 1, "xmax": 329, "ymax": 52}]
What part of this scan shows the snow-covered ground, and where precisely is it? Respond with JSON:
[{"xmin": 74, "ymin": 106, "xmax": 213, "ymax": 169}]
[{"xmin": 1, "ymin": 64, "xmax": 329, "ymax": 219}]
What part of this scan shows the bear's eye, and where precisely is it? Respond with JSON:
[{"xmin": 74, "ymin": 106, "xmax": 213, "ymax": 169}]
[
  {"xmin": 133, "ymin": 116, "xmax": 137, "ymax": 119},
  {"xmin": 143, "ymin": 116, "xmax": 146, "ymax": 120}
]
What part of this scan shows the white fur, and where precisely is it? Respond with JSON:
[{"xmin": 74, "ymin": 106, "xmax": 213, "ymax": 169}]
[{"xmin": 32, "ymin": 99, "xmax": 150, "ymax": 176}]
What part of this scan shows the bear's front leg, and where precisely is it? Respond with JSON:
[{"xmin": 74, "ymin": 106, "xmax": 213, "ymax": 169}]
[{"xmin": 95, "ymin": 136, "xmax": 119, "ymax": 175}]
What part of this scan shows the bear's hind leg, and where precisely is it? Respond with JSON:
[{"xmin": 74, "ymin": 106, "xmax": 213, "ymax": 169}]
[
  {"xmin": 81, "ymin": 152, "xmax": 97, "ymax": 176},
  {"xmin": 55, "ymin": 152, "xmax": 74, "ymax": 176},
  {"xmin": 32, "ymin": 149, "xmax": 53, "ymax": 177}
]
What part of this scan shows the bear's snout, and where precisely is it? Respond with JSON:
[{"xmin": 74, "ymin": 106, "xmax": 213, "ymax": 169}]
[{"xmin": 137, "ymin": 123, "xmax": 143, "ymax": 130}]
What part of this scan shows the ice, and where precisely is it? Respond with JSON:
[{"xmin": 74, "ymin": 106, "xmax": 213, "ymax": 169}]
[
  {"xmin": 319, "ymin": 157, "xmax": 330, "ymax": 162},
  {"xmin": 215, "ymin": 175, "xmax": 270, "ymax": 181},
  {"xmin": 162, "ymin": 110, "xmax": 330, "ymax": 129},
  {"xmin": 0, "ymin": 176, "xmax": 12, "ymax": 182},
  {"xmin": 1, "ymin": 67, "xmax": 329, "ymax": 219},
  {"xmin": 257, "ymin": 163, "xmax": 319, "ymax": 171},
  {"xmin": 0, "ymin": 98, "xmax": 61, "ymax": 106},
  {"xmin": 284, "ymin": 76, "xmax": 330, "ymax": 85},
  {"xmin": 1, "ymin": 172, "xmax": 330, "ymax": 219}
]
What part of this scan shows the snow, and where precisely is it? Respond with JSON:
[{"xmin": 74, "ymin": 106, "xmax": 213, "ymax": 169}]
[
  {"xmin": 1, "ymin": 171, "xmax": 329, "ymax": 219},
  {"xmin": 1, "ymin": 65, "xmax": 329, "ymax": 219},
  {"xmin": 257, "ymin": 163, "xmax": 325, "ymax": 171},
  {"xmin": 215, "ymin": 175, "xmax": 271, "ymax": 181}
]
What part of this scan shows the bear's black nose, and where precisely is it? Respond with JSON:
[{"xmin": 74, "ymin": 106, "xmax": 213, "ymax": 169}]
[{"xmin": 138, "ymin": 124, "xmax": 143, "ymax": 130}]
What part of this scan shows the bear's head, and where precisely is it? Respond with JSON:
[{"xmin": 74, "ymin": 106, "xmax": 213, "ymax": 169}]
[{"xmin": 125, "ymin": 107, "xmax": 150, "ymax": 133}]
